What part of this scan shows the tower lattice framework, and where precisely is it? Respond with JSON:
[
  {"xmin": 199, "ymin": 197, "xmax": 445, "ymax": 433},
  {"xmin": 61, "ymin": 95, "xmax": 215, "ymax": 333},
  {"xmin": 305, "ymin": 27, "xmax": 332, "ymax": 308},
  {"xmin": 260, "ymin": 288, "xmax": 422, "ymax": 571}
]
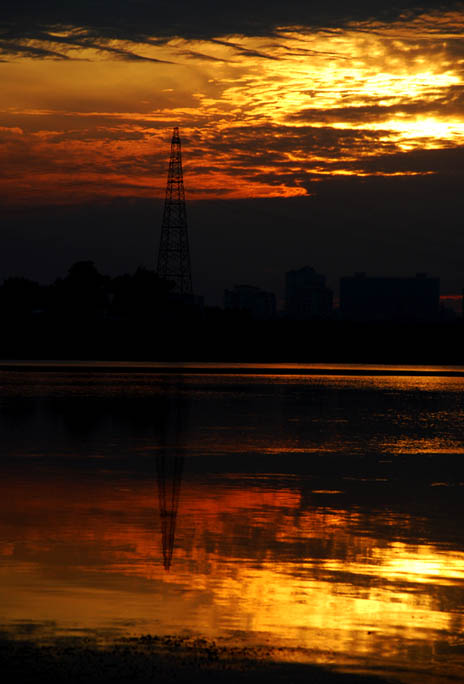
[{"xmin": 157, "ymin": 126, "xmax": 193, "ymax": 295}]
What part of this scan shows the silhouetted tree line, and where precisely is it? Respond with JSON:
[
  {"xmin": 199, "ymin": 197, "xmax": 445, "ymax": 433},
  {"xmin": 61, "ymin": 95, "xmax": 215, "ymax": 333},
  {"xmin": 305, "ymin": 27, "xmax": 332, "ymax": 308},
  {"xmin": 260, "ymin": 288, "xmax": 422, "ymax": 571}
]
[{"xmin": 0, "ymin": 261, "xmax": 175, "ymax": 321}]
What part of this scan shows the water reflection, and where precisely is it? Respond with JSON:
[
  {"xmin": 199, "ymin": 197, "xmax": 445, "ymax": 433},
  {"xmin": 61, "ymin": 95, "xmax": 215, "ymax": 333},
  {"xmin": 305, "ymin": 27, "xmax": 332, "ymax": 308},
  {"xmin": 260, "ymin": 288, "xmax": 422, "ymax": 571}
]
[
  {"xmin": 1, "ymin": 365, "xmax": 464, "ymax": 683},
  {"xmin": 156, "ymin": 454, "xmax": 184, "ymax": 571},
  {"xmin": 1, "ymin": 469, "xmax": 464, "ymax": 680}
]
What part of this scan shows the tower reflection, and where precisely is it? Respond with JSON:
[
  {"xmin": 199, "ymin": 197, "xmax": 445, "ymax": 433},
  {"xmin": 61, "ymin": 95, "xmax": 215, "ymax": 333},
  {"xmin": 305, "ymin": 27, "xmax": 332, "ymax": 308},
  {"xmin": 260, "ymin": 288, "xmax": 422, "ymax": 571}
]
[{"xmin": 156, "ymin": 453, "xmax": 184, "ymax": 571}]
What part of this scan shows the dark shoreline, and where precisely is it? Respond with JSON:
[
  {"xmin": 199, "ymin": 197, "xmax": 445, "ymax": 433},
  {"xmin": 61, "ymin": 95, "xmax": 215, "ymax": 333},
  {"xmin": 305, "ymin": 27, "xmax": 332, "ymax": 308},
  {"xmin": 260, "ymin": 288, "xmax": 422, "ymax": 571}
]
[
  {"xmin": 0, "ymin": 635, "xmax": 399, "ymax": 684},
  {"xmin": 0, "ymin": 317, "xmax": 463, "ymax": 367}
]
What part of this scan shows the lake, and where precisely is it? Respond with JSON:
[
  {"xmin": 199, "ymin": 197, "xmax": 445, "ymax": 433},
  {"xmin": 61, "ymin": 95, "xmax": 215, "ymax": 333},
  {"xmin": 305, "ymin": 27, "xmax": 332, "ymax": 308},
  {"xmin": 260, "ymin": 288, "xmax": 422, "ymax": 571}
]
[{"xmin": 1, "ymin": 362, "xmax": 464, "ymax": 683}]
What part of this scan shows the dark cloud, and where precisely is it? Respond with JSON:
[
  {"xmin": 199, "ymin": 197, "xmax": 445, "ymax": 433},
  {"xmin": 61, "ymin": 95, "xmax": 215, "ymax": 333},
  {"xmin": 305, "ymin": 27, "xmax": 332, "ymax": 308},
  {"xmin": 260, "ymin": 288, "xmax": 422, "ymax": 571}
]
[
  {"xmin": 0, "ymin": 41, "xmax": 70, "ymax": 59},
  {"xmin": 176, "ymin": 49, "xmax": 233, "ymax": 63},
  {"xmin": 1, "ymin": 2, "xmax": 461, "ymax": 54},
  {"xmin": 292, "ymin": 97, "xmax": 464, "ymax": 123},
  {"xmin": 0, "ymin": 27, "xmax": 175, "ymax": 61},
  {"xmin": 206, "ymin": 38, "xmax": 281, "ymax": 60},
  {"xmin": 184, "ymin": 124, "xmax": 399, "ymax": 176},
  {"xmin": 346, "ymin": 145, "xmax": 464, "ymax": 175}
]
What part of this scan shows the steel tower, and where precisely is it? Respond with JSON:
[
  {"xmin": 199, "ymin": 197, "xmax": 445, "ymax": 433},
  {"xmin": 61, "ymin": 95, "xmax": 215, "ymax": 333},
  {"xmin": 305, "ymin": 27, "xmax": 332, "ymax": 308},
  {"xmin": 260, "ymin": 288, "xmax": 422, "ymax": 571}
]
[{"xmin": 157, "ymin": 127, "xmax": 193, "ymax": 295}]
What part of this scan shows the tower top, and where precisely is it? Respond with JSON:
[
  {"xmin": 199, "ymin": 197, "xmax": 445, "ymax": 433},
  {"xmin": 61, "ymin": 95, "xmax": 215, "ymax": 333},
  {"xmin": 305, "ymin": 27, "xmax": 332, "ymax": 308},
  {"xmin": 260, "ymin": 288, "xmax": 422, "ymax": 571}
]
[{"xmin": 156, "ymin": 127, "xmax": 193, "ymax": 296}]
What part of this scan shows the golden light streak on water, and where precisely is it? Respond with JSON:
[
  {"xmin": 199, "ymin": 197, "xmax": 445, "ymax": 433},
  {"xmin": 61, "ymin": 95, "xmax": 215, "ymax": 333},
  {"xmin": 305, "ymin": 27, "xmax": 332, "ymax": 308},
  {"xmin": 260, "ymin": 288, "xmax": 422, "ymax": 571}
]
[
  {"xmin": 1, "ymin": 473, "xmax": 464, "ymax": 672},
  {"xmin": 378, "ymin": 543, "xmax": 464, "ymax": 584}
]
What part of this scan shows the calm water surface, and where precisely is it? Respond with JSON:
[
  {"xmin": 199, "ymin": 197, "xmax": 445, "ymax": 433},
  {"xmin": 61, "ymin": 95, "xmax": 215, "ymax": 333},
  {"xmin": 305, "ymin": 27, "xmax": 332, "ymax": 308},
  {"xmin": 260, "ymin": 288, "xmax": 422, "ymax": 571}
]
[{"xmin": 1, "ymin": 362, "xmax": 464, "ymax": 683}]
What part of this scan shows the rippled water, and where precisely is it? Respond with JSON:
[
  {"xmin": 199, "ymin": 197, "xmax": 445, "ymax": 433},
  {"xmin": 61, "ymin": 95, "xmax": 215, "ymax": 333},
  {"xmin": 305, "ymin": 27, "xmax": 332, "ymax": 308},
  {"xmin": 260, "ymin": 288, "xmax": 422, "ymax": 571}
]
[{"xmin": 1, "ymin": 363, "xmax": 464, "ymax": 683}]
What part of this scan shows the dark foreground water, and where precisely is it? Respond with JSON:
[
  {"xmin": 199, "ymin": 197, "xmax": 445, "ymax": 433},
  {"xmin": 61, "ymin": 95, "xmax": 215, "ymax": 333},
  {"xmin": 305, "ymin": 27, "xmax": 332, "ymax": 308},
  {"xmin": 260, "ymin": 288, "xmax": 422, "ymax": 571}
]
[{"xmin": 1, "ymin": 362, "xmax": 464, "ymax": 683}]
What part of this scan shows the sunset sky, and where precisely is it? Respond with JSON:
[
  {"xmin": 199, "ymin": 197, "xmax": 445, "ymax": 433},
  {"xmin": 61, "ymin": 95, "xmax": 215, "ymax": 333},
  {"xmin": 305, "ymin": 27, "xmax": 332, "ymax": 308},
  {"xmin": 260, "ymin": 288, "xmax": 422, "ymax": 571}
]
[{"xmin": 1, "ymin": 1, "xmax": 463, "ymax": 304}]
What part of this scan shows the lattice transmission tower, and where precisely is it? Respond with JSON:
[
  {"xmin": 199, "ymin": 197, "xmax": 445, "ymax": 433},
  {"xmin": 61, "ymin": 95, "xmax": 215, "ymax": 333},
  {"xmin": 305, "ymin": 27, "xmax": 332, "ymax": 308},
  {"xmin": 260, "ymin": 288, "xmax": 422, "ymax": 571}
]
[{"xmin": 157, "ymin": 127, "xmax": 193, "ymax": 295}]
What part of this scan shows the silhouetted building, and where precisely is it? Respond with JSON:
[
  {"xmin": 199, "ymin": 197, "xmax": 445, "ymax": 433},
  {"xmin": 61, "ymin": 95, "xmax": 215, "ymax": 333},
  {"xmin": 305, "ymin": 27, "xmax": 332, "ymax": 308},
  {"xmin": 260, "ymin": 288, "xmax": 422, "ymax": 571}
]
[
  {"xmin": 224, "ymin": 284, "xmax": 276, "ymax": 319},
  {"xmin": 285, "ymin": 266, "xmax": 333, "ymax": 319},
  {"xmin": 340, "ymin": 272, "xmax": 440, "ymax": 321}
]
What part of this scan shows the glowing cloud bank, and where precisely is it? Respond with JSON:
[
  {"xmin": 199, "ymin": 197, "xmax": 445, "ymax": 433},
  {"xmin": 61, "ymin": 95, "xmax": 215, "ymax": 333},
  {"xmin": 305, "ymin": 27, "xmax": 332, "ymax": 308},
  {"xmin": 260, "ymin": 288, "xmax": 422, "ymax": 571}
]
[{"xmin": 1, "ymin": 10, "xmax": 464, "ymax": 203}]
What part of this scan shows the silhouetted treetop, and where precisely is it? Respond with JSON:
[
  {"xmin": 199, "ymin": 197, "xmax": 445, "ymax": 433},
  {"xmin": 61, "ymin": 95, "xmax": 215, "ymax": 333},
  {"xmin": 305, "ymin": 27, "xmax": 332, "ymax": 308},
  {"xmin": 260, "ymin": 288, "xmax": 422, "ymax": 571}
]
[{"xmin": 49, "ymin": 261, "xmax": 109, "ymax": 319}]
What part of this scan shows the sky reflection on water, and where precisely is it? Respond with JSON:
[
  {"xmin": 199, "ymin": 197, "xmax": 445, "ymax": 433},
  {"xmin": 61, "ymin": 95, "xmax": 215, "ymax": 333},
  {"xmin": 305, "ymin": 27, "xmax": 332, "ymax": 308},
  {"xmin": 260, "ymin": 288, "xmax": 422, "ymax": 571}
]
[{"xmin": 0, "ymin": 364, "xmax": 464, "ymax": 683}]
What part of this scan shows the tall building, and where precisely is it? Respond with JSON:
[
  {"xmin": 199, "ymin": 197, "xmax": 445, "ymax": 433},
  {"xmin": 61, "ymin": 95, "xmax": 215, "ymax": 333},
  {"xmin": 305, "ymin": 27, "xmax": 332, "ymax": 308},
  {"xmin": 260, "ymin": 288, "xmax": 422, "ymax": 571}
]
[
  {"xmin": 157, "ymin": 127, "xmax": 193, "ymax": 296},
  {"xmin": 285, "ymin": 266, "xmax": 333, "ymax": 319},
  {"xmin": 340, "ymin": 273, "xmax": 440, "ymax": 321},
  {"xmin": 224, "ymin": 284, "xmax": 276, "ymax": 319}
]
